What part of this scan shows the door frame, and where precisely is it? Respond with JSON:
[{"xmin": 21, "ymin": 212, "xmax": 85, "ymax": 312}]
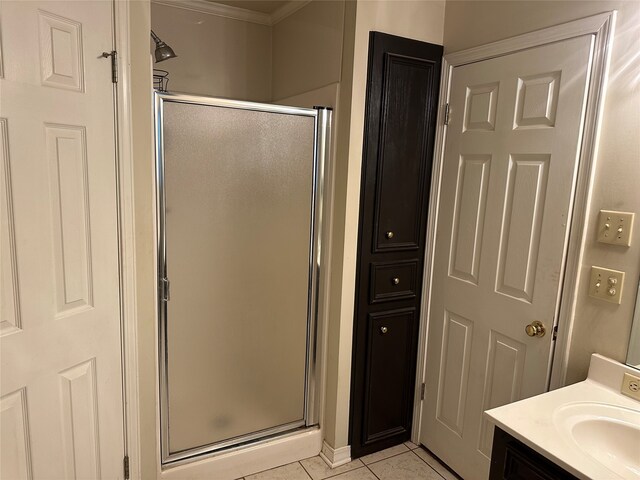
[
  {"xmin": 114, "ymin": 1, "xmax": 142, "ymax": 478},
  {"xmin": 412, "ymin": 11, "xmax": 617, "ymax": 441}
]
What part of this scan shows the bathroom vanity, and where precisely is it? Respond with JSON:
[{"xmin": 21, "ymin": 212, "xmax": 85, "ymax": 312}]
[
  {"xmin": 490, "ymin": 427, "xmax": 578, "ymax": 480},
  {"xmin": 486, "ymin": 354, "xmax": 640, "ymax": 480}
]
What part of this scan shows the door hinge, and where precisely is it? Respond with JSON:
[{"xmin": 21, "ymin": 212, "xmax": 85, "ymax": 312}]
[
  {"xmin": 160, "ymin": 277, "xmax": 170, "ymax": 302},
  {"xmin": 420, "ymin": 383, "xmax": 426, "ymax": 400},
  {"xmin": 553, "ymin": 325, "xmax": 558, "ymax": 341},
  {"xmin": 443, "ymin": 103, "xmax": 450, "ymax": 125},
  {"xmin": 101, "ymin": 50, "xmax": 118, "ymax": 84},
  {"xmin": 123, "ymin": 455, "xmax": 130, "ymax": 480}
]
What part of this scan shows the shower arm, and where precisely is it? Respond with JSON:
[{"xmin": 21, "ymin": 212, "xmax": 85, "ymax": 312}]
[{"xmin": 151, "ymin": 30, "xmax": 162, "ymax": 44}]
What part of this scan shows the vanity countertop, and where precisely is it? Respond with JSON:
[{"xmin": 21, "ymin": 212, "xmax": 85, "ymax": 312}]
[{"xmin": 485, "ymin": 354, "xmax": 640, "ymax": 480}]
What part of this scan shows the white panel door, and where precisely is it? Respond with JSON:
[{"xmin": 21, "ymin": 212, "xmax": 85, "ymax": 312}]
[
  {"xmin": 420, "ymin": 36, "xmax": 594, "ymax": 480},
  {"xmin": 0, "ymin": 1, "xmax": 125, "ymax": 479}
]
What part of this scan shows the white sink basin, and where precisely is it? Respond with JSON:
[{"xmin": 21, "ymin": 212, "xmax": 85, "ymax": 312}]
[
  {"xmin": 486, "ymin": 356, "xmax": 640, "ymax": 480},
  {"xmin": 553, "ymin": 402, "xmax": 640, "ymax": 479}
]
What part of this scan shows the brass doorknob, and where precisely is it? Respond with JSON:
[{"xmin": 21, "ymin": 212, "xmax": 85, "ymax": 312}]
[{"xmin": 525, "ymin": 321, "xmax": 546, "ymax": 337}]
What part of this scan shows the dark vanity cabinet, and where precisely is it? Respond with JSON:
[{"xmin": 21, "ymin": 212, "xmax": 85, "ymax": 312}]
[
  {"xmin": 349, "ymin": 32, "xmax": 442, "ymax": 458},
  {"xmin": 490, "ymin": 428, "xmax": 580, "ymax": 480}
]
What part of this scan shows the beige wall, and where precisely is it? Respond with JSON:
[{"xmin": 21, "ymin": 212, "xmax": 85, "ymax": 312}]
[
  {"xmin": 271, "ymin": 0, "xmax": 348, "ymax": 452},
  {"xmin": 276, "ymin": 82, "xmax": 341, "ymax": 451},
  {"xmin": 151, "ymin": 2, "xmax": 272, "ymax": 101},
  {"xmin": 324, "ymin": 0, "xmax": 446, "ymax": 450},
  {"xmin": 443, "ymin": 1, "xmax": 640, "ymax": 384},
  {"xmin": 271, "ymin": 0, "xmax": 345, "ymax": 101}
]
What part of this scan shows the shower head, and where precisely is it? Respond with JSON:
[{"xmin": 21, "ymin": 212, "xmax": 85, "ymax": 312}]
[{"xmin": 151, "ymin": 30, "xmax": 177, "ymax": 63}]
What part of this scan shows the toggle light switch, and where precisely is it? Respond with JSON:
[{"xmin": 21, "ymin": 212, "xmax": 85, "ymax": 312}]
[
  {"xmin": 597, "ymin": 210, "xmax": 634, "ymax": 246},
  {"xmin": 589, "ymin": 266, "xmax": 625, "ymax": 304}
]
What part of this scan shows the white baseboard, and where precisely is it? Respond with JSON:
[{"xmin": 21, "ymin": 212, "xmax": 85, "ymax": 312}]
[{"xmin": 319, "ymin": 441, "xmax": 351, "ymax": 468}]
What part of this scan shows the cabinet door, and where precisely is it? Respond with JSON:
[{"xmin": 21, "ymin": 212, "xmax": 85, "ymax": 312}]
[
  {"xmin": 361, "ymin": 308, "xmax": 417, "ymax": 444},
  {"xmin": 349, "ymin": 32, "xmax": 442, "ymax": 458},
  {"xmin": 370, "ymin": 54, "xmax": 436, "ymax": 253},
  {"xmin": 490, "ymin": 428, "xmax": 579, "ymax": 480}
]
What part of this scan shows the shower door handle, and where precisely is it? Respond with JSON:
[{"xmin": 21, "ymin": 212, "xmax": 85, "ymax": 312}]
[{"xmin": 161, "ymin": 277, "xmax": 170, "ymax": 302}]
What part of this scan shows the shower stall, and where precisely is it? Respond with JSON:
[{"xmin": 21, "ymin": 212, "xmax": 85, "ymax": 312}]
[{"xmin": 155, "ymin": 92, "xmax": 331, "ymax": 464}]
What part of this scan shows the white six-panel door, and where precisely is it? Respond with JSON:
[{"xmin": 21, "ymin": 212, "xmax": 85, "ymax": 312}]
[
  {"xmin": 0, "ymin": 1, "xmax": 125, "ymax": 478},
  {"xmin": 420, "ymin": 36, "xmax": 594, "ymax": 480}
]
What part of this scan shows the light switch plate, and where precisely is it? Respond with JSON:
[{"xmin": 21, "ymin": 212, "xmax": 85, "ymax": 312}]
[
  {"xmin": 588, "ymin": 266, "xmax": 625, "ymax": 304},
  {"xmin": 597, "ymin": 210, "xmax": 634, "ymax": 246}
]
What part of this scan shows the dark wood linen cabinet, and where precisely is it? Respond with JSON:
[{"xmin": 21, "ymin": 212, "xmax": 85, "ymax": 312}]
[{"xmin": 349, "ymin": 31, "xmax": 443, "ymax": 458}]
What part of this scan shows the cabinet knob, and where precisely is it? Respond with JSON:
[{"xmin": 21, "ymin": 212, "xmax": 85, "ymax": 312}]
[
  {"xmin": 385, "ymin": 231, "xmax": 394, "ymax": 239},
  {"xmin": 392, "ymin": 277, "xmax": 400, "ymax": 285},
  {"xmin": 380, "ymin": 326, "xmax": 388, "ymax": 334}
]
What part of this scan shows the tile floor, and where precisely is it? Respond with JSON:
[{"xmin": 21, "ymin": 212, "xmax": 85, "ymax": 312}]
[{"xmin": 240, "ymin": 442, "xmax": 462, "ymax": 480}]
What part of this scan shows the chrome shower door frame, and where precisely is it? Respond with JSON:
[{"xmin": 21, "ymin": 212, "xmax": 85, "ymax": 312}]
[{"xmin": 154, "ymin": 91, "xmax": 331, "ymax": 465}]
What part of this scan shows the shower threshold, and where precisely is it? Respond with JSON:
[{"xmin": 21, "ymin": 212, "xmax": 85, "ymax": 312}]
[{"xmin": 162, "ymin": 423, "xmax": 317, "ymax": 466}]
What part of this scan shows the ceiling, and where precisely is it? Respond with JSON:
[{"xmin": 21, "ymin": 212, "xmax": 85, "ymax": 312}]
[{"xmin": 212, "ymin": 1, "xmax": 290, "ymax": 14}]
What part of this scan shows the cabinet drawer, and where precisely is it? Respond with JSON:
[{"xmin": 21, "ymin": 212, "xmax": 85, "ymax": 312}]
[{"xmin": 370, "ymin": 260, "xmax": 418, "ymax": 303}]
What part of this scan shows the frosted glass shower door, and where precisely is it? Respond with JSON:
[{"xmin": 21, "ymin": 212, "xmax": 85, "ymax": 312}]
[{"xmin": 156, "ymin": 93, "xmax": 328, "ymax": 462}]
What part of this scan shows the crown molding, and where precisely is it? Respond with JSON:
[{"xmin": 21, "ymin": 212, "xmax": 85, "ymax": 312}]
[
  {"xmin": 151, "ymin": 0, "xmax": 312, "ymax": 26},
  {"xmin": 271, "ymin": 0, "xmax": 312, "ymax": 25},
  {"xmin": 151, "ymin": 0, "xmax": 271, "ymax": 25}
]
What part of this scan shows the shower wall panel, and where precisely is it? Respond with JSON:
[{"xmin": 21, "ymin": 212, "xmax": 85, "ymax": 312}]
[{"xmin": 158, "ymin": 96, "xmax": 319, "ymax": 459}]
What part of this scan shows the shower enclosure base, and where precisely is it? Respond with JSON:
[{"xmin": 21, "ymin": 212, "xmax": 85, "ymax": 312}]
[{"xmin": 160, "ymin": 427, "xmax": 322, "ymax": 480}]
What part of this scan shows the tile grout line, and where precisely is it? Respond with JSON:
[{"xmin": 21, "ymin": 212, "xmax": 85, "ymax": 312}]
[
  {"xmin": 244, "ymin": 460, "xmax": 311, "ymax": 480},
  {"xmin": 363, "ymin": 448, "xmax": 448, "ymax": 480},
  {"xmin": 323, "ymin": 465, "xmax": 358, "ymax": 480},
  {"xmin": 419, "ymin": 448, "xmax": 463, "ymax": 480},
  {"xmin": 301, "ymin": 459, "xmax": 368, "ymax": 480},
  {"xmin": 365, "ymin": 464, "xmax": 381, "ymax": 480},
  {"xmin": 245, "ymin": 445, "xmax": 454, "ymax": 480},
  {"xmin": 299, "ymin": 460, "xmax": 313, "ymax": 479},
  {"xmin": 362, "ymin": 447, "xmax": 412, "ymax": 467},
  {"xmin": 299, "ymin": 460, "xmax": 314, "ymax": 479},
  {"xmin": 409, "ymin": 449, "xmax": 446, "ymax": 480}
]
